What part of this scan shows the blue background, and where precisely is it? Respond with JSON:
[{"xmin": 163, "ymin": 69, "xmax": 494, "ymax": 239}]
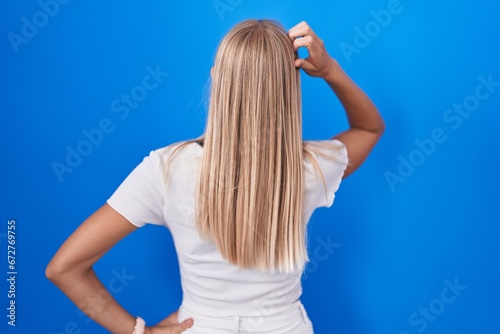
[{"xmin": 1, "ymin": 0, "xmax": 499, "ymax": 333}]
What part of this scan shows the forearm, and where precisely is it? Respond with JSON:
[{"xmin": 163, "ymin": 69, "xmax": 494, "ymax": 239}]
[
  {"xmin": 324, "ymin": 59, "xmax": 385, "ymax": 134},
  {"xmin": 49, "ymin": 267, "xmax": 136, "ymax": 333}
]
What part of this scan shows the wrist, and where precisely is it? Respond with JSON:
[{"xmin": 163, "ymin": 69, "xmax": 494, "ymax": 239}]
[
  {"xmin": 323, "ymin": 58, "xmax": 346, "ymax": 85},
  {"xmin": 132, "ymin": 316, "xmax": 146, "ymax": 334}
]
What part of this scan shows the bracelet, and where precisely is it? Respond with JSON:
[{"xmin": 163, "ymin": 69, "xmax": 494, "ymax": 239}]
[{"xmin": 132, "ymin": 316, "xmax": 146, "ymax": 334}]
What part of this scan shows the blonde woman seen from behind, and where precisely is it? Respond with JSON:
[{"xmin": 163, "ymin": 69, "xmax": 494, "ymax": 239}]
[{"xmin": 46, "ymin": 20, "xmax": 384, "ymax": 334}]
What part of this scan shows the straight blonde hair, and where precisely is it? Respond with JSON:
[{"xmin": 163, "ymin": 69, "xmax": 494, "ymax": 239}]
[{"xmin": 164, "ymin": 19, "xmax": 346, "ymax": 273}]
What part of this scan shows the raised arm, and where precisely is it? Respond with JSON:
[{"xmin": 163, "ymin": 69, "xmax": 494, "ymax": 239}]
[
  {"xmin": 289, "ymin": 21, "xmax": 385, "ymax": 178},
  {"xmin": 45, "ymin": 204, "xmax": 192, "ymax": 333}
]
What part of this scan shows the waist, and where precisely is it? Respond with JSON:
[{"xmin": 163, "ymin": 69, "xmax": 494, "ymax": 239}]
[
  {"xmin": 178, "ymin": 299, "xmax": 313, "ymax": 334},
  {"xmin": 180, "ymin": 281, "xmax": 303, "ymax": 317}
]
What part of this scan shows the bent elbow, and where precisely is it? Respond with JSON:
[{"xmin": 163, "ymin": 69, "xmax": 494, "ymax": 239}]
[
  {"xmin": 45, "ymin": 258, "xmax": 75, "ymax": 283},
  {"xmin": 46, "ymin": 257, "xmax": 91, "ymax": 284},
  {"xmin": 379, "ymin": 120, "xmax": 386, "ymax": 136},
  {"xmin": 373, "ymin": 117, "xmax": 386, "ymax": 137},
  {"xmin": 45, "ymin": 259, "xmax": 62, "ymax": 282}
]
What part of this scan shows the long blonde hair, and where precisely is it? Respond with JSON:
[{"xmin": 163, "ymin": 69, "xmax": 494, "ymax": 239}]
[{"xmin": 164, "ymin": 19, "xmax": 345, "ymax": 273}]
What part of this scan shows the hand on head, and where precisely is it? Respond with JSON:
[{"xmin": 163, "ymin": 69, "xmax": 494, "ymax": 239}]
[{"xmin": 288, "ymin": 21, "xmax": 338, "ymax": 79}]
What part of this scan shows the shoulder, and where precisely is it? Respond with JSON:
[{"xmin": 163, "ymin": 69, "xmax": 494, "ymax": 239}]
[
  {"xmin": 303, "ymin": 138, "xmax": 348, "ymax": 169},
  {"xmin": 148, "ymin": 140, "xmax": 201, "ymax": 165},
  {"xmin": 303, "ymin": 139, "xmax": 349, "ymax": 208},
  {"xmin": 142, "ymin": 140, "xmax": 203, "ymax": 182}
]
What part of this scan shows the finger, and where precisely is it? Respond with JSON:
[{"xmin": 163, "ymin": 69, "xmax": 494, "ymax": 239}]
[
  {"xmin": 293, "ymin": 36, "xmax": 324, "ymax": 62},
  {"xmin": 156, "ymin": 310, "xmax": 179, "ymax": 327},
  {"xmin": 288, "ymin": 21, "xmax": 307, "ymax": 40},
  {"xmin": 295, "ymin": 58, "xmax": 316, "ymax": 73},
  {"xmin": 288, "ymin": 21, "xmax": 318, "ymax": 41},
  {"xmin": 294, "ymin": 58, "xmax": 305, "ymax": 68},
  {"xmin": 293, "ymin": 35, "xmax": 313, "ymax": 51},
  {"xmin": 175, "ymin": 318, "xmax": 193, "ymax": 333}
]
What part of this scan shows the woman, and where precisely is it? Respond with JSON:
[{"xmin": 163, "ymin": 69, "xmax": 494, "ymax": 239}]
[{"xmin": 46, "ymin": 19, "xmax": 384, "ymax": 334}]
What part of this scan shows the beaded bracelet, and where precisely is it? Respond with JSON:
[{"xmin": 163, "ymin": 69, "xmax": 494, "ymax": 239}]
[{"xmin": 132, "ymin": 316, "xmax": 146, "ymax": 334}]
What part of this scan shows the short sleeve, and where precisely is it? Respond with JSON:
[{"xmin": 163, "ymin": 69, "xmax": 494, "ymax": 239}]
[
  {"xmin": 306, "ymin": 139, "xmax": 349, "ymax": 209},
  {"xmin": 107, "ymin": 149, "xmax": 166, "ymax": 228}
]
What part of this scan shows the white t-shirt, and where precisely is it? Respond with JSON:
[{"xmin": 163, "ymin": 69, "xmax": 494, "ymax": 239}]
[{"xmin": 107, "ymin": 139, "xmax": 348, "ymax": 316}]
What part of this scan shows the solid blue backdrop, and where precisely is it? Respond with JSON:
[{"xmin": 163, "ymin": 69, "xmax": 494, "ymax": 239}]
[{"xmin": 1, "ymin": 0, "xmax": 499, "ymax": 333}]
